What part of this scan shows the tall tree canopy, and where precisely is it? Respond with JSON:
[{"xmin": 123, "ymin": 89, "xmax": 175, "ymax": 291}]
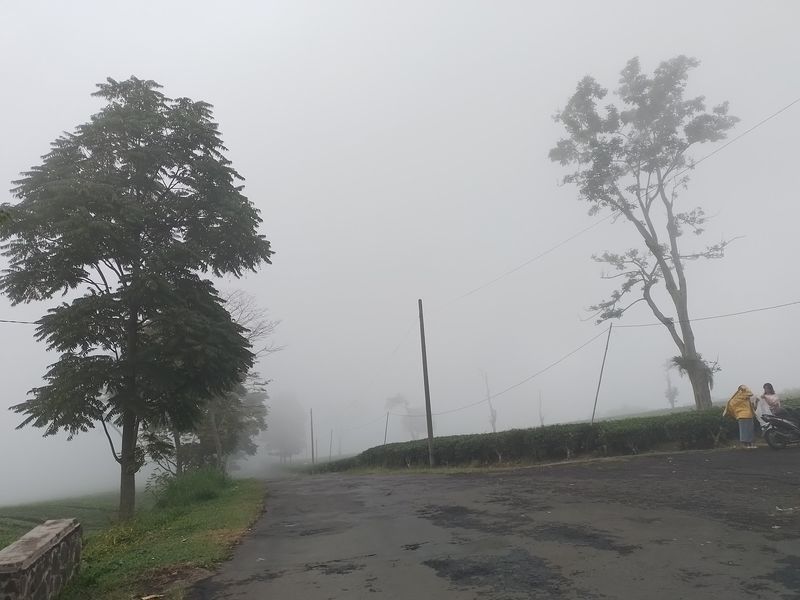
[
  {"xmin": 0, "ymin": 77, "xmax": 273, "ymax": 518},
  {"xmin": 144, "ymin": 291, "xmax": 279, "ymax": 476},
  {"xmin": 550, "ymin": 56, "xmax": 738, "ymax": 409}
]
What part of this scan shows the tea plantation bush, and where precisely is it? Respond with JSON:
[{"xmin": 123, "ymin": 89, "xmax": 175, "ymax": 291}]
[{"xmin": 317, "ymin": 407, "xmax": 750, "ymax": 472}]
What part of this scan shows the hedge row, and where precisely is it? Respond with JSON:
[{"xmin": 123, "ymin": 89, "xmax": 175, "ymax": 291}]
[{"xmin": 316, "ymin": 399, "xmax": 798, "ymax": 472}]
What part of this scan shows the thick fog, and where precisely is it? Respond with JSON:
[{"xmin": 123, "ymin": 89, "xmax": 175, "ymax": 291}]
[{"xmin": 1, "ymin": 1, "xmax": 799, "ymax": 504}]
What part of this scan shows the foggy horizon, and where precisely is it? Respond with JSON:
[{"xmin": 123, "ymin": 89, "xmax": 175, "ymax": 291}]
[{"xmin": 2, "ymin": 0, "xmax": 799, "ymax": 505}]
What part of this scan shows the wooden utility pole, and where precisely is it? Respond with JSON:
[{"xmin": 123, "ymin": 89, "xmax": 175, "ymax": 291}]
[
  {"xmin": 591, "ymin": 324, "xmax": 613, "ymax": 425},
  {"xmin": 383, "ymin": 412, "xmax": 390, "ymax": 445},
  {"xmin": 418, "ymin": 299, "xmax": 435, "ymax": 467},
  {"xmin": 310, "ymin": 408, "xmax": 315, "ymax": 464}
]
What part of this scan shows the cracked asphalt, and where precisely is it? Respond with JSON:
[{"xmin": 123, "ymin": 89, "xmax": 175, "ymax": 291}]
[{"xmin": 189, "ymin": 448, "xmax": 800, "ymax": 599}]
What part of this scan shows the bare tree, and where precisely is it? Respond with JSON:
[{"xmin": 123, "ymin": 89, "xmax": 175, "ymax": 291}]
[
  {"xmin": 550, "ymin": 56, "xmax": 739, "ymax": 409},
  {"xmin": 385, "ymin": 394, "xmax": 427, "ymax": 440},
  {"xmin": 224, "ymin": 289, "xmax": 282, "ymax": 357},
  {"xmin": 664, "ymin": 371, "xmax": 679, "ymax": 410}
]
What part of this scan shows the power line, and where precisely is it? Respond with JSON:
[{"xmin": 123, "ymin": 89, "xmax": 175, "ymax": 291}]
[
  {"xmin": 440, "ymin": 214, "xmax": 616, "ymax": 306},
  {"xmin": 668, "ymin": 95, "xmax": 800, "ymax": 185},
  {"xmin": 615, "ymin": 299, "xmax": 800, "ymax": 328},
  {"xmin": 338, "ymin": 412, "xmax": 388, "ymax": 432},
  {"xmin": 0, "ymin": 318, "xmax": 37, "ymax": 325},
  {"xmin": 395, "ymin": 327, "xmax": 610, "ymax": 418}
]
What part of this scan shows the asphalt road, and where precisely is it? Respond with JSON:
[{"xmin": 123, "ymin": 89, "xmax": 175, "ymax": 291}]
[{"xmin": 190, "ymin": 449, "xmax": 800, "ymax": 599}]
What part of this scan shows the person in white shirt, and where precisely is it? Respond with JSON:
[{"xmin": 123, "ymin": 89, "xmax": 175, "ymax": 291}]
[{"xmin": 755, "ymin": 382, "xmax": 781, "ymax": 428}]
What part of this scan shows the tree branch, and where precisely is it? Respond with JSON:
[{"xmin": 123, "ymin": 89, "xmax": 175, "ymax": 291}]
[
  {"xmin": 78, "ymin": 276, "xmax": 106, "ymax": 294},
  {"xmin": 642, "ymin": 282, "xmax": 685, "ymax": 353},
  {"xmin": 100, "ymin": 416, "xmax": 122, "ymax": 464},
  {"xmin": 93, "ymin": 263, "xmax": 112, "ymax": 294}
]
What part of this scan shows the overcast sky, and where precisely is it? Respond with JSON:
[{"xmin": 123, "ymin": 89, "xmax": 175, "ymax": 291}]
[{"xmin": 1, "ymin": 0, "xmax": 799, "ymax": 504}]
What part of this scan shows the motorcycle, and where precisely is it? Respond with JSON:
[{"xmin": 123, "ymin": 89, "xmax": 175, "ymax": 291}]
[{"xmin": 761, "ymin": 408, "xmax": 800, "ymax": 449}]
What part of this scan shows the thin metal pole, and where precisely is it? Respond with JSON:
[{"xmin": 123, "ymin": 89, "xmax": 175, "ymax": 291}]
[
  {"xmin": 329, "ymin": 429, "xmax": 333, "ymax": 461},
  {"xmin": 483, "ymin": 372, "xmax": 496, "ymax": 433},
  {"xmin": 310, "ymin": 408, "xmax": 315, "ymax": 464},
  {"xmin": 383, "ymin": 412, "xmax": 390, "ymax": 445},
  {"xmin": 591, "ymin": 324, "xmax": 613, "ymax": 425},
  {"xmin": 418, "ymin": 299, "xmax": 435, "ymax": 467}
]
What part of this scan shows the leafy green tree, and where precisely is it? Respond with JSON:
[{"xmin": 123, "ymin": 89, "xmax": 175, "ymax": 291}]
[
  {"xmin": 550, "ymin": 56, "xmax": 738, "ymax": 409},
  {"xmin": 0, "ymin": 77, "xmax": 273, "ymax": 518},
  {"xmin": 143, "ymin": 291, "xmax": 277, "ymax": 476}
]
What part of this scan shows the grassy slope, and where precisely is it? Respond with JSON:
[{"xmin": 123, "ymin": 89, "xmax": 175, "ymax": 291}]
[
  {"xmin": 0, "ymin": 479, "xmax": 264, "ymax": 600},
  {"xmin": 0, "ymin": 492, "xmax": 134, "ymax": 549}
]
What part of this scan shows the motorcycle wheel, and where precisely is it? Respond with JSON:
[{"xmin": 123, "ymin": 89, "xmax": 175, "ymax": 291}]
[{"xmin": 765, "ymin": 428, "xmax": 789, "ymax": 450}]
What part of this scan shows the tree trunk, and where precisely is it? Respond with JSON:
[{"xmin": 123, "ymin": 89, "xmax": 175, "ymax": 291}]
[
  {"xmin": 685, "ymin": 359, "xmax": 712, "ymax": 410},
  {"xmin": 670, "ymin": 276, "xmax": 712, "ymax": 410},
  {"xmin": 118, "ymin": 409, "xmax": 139, "ymax": 520},
  {"xmin": 172, "ymin": 428, "xmax": 184, "ymax": 476},
  {"xmin": 677, "ymin": 319, "xmax": 712, "ymax": 410},
  {"xmin": 208, "ymin": 408, "xmax": 225, "ymax": 472},
  {"xmin": 119, "ymin": 301, "xmax": 140, "ymax": 520}
]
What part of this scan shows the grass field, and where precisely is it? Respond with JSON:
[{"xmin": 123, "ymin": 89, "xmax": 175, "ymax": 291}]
[
  {"xmin": 0, "ymin": 472, "xmax": 265, "ymax": 599},
  {"xmin": 0, "ymin": 491, "xmax": 139, "ymax": 550}
]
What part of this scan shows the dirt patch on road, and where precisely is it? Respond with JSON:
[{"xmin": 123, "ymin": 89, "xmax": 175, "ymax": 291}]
[
  {"xmin": 423, "ymin": 548, "xmax": 589, "ymax": 599},
  {"xmin": 418, "ymin": 504, "xmax": 515, "ymax": 535},
  {"xmin": 305, "ymin": 560, "xmax": 366, "ymax": 575},
  {"xmin": 533, "ymin": 523, "xmax": 639, "ymax": 555}
]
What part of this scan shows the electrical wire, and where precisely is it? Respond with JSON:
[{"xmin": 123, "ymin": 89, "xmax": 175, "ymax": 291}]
[
  {"xmin": 393, "ymin": 327, "xmax": 610, "ymax": 418},
  {"xmin": 439, "ymin": 213, "xmax": 616, "ymax": 307},
  {"xmin": 614, "ymin": 299, "xmax": 800, "ymax": 328},
  {"xmin": 338, "ymin": 412, "xmax": 388, "ymax": 432},
  {"xmin": 667, "ymin": 96, "xmax": 800, "ymax": 185}
]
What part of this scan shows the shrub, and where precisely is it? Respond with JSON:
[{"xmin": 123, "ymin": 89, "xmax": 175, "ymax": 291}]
[
  {"xmin": 317, "ymin": 403, "xmax": 763, "ymax": 472},
  {"xmin": 154, "ymin": 468, "xmax": 230, "ymax": 508}
]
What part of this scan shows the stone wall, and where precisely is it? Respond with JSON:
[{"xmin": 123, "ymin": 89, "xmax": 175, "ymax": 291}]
[{"xmin": 0, "ymin": 519, "xmax": 82, "ymax": 600}]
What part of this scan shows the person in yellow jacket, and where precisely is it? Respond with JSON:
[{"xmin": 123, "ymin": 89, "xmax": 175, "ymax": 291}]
[{"xmin": 723, "ymin": 385, "xmax": 756, "ymax": 448}]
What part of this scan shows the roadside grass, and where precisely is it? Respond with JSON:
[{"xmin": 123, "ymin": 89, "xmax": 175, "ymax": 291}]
[
  {"xmin": 1, "ymin": 471, "xmax": 265, "ymax": 600},
  {"xmin": 61, "ymin": 472, "xmax": 264, "ymax": 600}
]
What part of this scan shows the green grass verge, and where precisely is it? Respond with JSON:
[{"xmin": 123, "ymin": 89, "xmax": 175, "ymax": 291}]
[
  {"xmin": 1, "ymin": 473, "xmax": 265, "ymax": 600},
  {"xmin": 61, "ymin": 476, "xmax": 264, "ymax": 599}
]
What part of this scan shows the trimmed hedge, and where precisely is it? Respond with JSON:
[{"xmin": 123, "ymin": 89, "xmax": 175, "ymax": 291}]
[{"xmin": 315, "ymin": 399, "xmax": 798, "ymax": 472}]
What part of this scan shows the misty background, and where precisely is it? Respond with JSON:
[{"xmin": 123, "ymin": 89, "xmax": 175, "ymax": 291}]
[{"xmin": 1, "ymin": 0, "xmax": 799, "ymax": 504}]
